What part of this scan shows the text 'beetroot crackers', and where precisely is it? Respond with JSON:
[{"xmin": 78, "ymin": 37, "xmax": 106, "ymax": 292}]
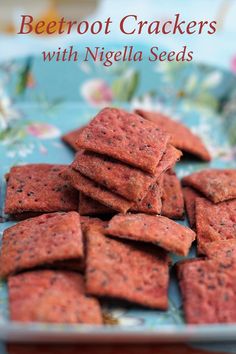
[
  {"xmin": 4, "ymin": 164, "xmax": 79, "ymax": 216},
  {"xmin": 135, "ymin": 109, "xmax": 211, "ymax": 161},
  {"xmin": 9, "ymin": 270, "xmax": 102, "ymax": 324},
  {"xmin": 196, "ymin": 198, "xmax": 236, "ymax": 254},
  {"xmin": 182, "ymin": 187, "xmax": 201, "ymax": 229},
  {"xmin": 0, "ymin": 212, "xmax": 83, "ymax": 278},
  {"xmin": 177, "ymin": 259, "xmax": 236, "ymax": 324},
  {"xmin": 106, "ymin": 213, "xmax": 195, "ymax": 256},
  {"xmin": 61, "ymin": 167, "xmax": 132, "ymax": 213},
  {"xmin": 182, "ymin": 169, "xmax": 236, "ymax": 203},
  {"xmin": 161, "ymin": 171, "xmax": 184, "ymax": 220},
  {"xmin": 61, "ymin": 127, "xmax": 84, "ymax": 151},
  {"xmin": 86, "ymin": 229, "xmax": 169, "ymax": 309},
  {"xmin": 76, "ymin": 107, "xmax": 170, "ymax": 174}
]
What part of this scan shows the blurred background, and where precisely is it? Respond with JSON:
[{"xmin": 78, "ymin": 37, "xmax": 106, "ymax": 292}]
[{"xmin": 0, "ymin": 0, "xmax": 236, "ymax": 163}]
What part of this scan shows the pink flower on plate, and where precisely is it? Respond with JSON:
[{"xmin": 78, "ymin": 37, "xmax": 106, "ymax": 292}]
[
  {"xmin": 231, "ymin": 55, "xmax": 236, "ymax": 74},
  {"xmin": 81, "ymin": 79, "xmax": 113, "ymax": 107},
  {"xmin": 26, "ymin": 123, "xmax": 60, "ymax": 139}
]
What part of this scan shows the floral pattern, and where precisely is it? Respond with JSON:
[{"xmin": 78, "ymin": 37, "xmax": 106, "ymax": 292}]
[
  {"xmin": 0, "ymin": 51, "xmax": 236, "ymax": 350},
  {"xmin": 0, "ymin": 55, "xmax": 235, "ymax": 163},
  {"xmin": 81, "ymin": 79, "xmax": 113, "ymax": 107},
  {"xmin": 231, "ymin": 55, "xmax": 236, "ymax": 74},
  {"xmin": 26, "ymin": 123, "xmax": 60, "ymax": 139},
  {"xmin": 0, "ymin": 88, "xmax": 20, "ymax": 131}
]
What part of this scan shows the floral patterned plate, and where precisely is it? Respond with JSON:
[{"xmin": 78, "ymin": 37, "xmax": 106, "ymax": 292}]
[{"xmin": 0, "ymin": 51, "xmax": 236, "ymax": 348}]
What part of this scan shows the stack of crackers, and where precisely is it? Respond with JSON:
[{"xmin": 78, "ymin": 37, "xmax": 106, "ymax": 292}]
[
  {"xmin": 1, "ymin": 107, "xmax": 236, "ymax": 326},
  {"xmin": 62, "ymin": 108, "xmax": 184, "ymax": 217},
  {"xmin": 178, "ymin": 168, "xmax": 236, "ymax": 324}
]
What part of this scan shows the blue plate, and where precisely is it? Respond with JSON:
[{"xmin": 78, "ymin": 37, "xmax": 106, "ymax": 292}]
[{"xmin": 0, "ymin": 50, "xmax": 236, "ymax": 349}]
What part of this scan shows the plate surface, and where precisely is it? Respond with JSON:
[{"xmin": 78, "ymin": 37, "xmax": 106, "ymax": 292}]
[{"xmin": 0, "ymin": 53, "xmax": 236, "ymax": 346}]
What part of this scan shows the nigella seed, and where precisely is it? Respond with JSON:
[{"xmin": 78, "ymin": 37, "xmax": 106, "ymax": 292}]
[
  {"xmin": 136, "ymin": 287, "xmax": 143, "ymax": 291},
  {"xmin": 88, "ymin": 268, "xmax": 96, "ymax": 273},
  {"xmin": 101, "ymin": 279, "xmax": 108, "ymax": 287},
  {"xmin": 224, "ymin": 294, "xmax": 230, "ymax": 301}
]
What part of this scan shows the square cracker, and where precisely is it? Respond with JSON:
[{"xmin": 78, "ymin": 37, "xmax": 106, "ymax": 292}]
[
  {"xmin": 9, "ymin": 270, "xmax": 102, "ymax": 324},
  {"xmin": 61, "ymin": 127, "xmax": 84, "ymax": 151},
  {"xmin": 106, "ymin": 213, "xmax": 195, "ymax": 256},
  {"xmin": 4, "ymin": 164, "xmax": 79, "ymax": 215},
  {"xmin": 76, "ymin": 107, "xmax": 170, "ymax": 175},
  {"xmin": 135, "ymin": 109, "xmax": 211, "ymax": 162},
  {"xmin": 182, "ymin": 187, "xmax": 201, "ymax": 229},
  {"xmin": 72, "ymin": 144, "xmax": 181, "ymax": 202},
  {"xmin": 79, "ymin": 180, "xmax": 163, "ymax": 216},
  {"xmin": 161, "ymin": 171, "xmax": 184, "ymax": 220},
  {"xmin": 0, "ymin": 212, "xmax": 83, "ymax": 278},
  {"xmin": 196, "ymin": 198, "xmax": 236, "ymax": 254},
  {"xmin": 78, "ymin": 183, "xmax": 163, "ymax": 215},
  {"xmin": 61, "ymin": 167, "xmax": 132, "ymax": 213},
  {"xmin": 86, "ymin": 229, "xmax": 169, "ymax": 309},
  {"xmin": 177, "ymin": 259, "xmax": 236, "ymax": 324},
  {"xmin": 182, "ymin": 169, "xmax": 236, "ymax": 203}
]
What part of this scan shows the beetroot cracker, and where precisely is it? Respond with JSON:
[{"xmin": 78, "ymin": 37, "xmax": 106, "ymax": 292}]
[
  {"xmin": 0, "ymin": 212, "xmax": 83, "ymax": 278},
  {"xmin": 4, "ymin": 164, "xmax": 79, "ymax": 215},
  {"xmin": 72, "ymin": 150, "xmax": 152, "ymax": 202},
  {"xmin": 9, "ymin": 270, "xmax": 102, "ymax": 324},
  {"xmin": 79, "ymin": 182, "xmax": 163, "ymax": 215},
  {"xmin": 182, "ymin": 187, "xmax": 201, "ymax": 228},
  {"xmin": 79, "ymin": 193, "xmax": 114, "ymax": 216},
  {"xmin": 177, "ymin": 259, "xmax": 236, "ymax": 324},
  {"xmin": 161, "ymin": 171, "xmax": 184, "ymax": 220},
  {"xmin": 131, "ymin": 179, "xmax": 163, "ymax": 215},
  {"xmin": 202, "ymin": 240, "xmax": 236, "ymax": 262},
  {"xmin": 106, "ymin": 213, "xmax": 195, "ymax": 256},
  {"xmin": 196, "ymin": 198, "xmax": 236, "ymax": 254},
  {"xmin": 61, "ymin": 127, "xmax": 84, "ymax": 151},
  {"xmin": 135, "ymin": 109, "xmax": 211, "ymax": 161},
  {"xmin": 61, "ymin": 167, "xmax": 132, "ymax": 213},
  {"xmin": 72, "ymin": 145, "xmax": 181, "ymax": 202},
  {"xmin": 76, "ymin": 107, "xmax": 170, "ymax": 174},
  {"xmin": 182, "ymin": 169, "xmax": 236, "ymax": 203},
  {"xmin": 86, "ymin": 229, "xmax": 169, "ymax": 309}
]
